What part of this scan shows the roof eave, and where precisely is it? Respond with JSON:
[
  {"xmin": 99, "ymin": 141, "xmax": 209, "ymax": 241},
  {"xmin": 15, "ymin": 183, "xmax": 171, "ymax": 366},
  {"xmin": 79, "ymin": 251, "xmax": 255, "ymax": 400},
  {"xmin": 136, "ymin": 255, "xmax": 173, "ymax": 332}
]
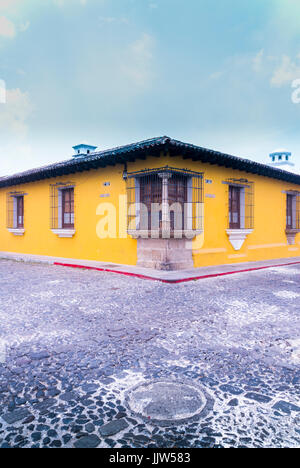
[{"xmin": 1, "ymin": 136, "xmax": 300, "ymax": 188}]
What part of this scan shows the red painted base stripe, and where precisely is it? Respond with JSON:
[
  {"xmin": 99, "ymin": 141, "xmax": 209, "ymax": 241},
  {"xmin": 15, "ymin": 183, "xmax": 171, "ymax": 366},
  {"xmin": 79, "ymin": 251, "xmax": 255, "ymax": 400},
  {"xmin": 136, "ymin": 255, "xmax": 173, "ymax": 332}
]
[
  {"xmin": 53, "ymin": 260, "xmax": 300, "ymax": 284},
  {"xmin": 53, "ymin": 262, "xmax": 165, "ymax": 282}
]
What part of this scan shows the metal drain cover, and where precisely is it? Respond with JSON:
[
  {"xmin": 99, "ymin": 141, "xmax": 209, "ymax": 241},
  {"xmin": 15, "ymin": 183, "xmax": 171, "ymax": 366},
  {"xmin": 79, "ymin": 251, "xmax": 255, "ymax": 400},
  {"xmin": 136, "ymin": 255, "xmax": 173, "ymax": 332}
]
[{"xmin": 125, "ymin": 380, "xmax": 214, "ymax": 426}]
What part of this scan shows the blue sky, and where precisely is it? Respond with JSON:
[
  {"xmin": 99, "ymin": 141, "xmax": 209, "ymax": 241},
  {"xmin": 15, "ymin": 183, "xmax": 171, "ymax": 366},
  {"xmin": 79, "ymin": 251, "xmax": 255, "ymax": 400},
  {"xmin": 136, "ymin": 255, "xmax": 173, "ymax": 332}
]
[{"xmin": 1, "ymin": 0, "xmax": 300, "ymax": 175}]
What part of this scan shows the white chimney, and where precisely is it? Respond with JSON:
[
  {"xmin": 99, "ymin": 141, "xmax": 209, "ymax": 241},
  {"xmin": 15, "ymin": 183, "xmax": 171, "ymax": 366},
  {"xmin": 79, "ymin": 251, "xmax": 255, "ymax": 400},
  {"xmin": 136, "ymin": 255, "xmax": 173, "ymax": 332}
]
[
  {"xmin": 72, "ymin": 143, "xmax": 97, "ymax": 158},
  {"xmin": 269, "ymin": 149, "xmax": 294, "ymax": 169}
]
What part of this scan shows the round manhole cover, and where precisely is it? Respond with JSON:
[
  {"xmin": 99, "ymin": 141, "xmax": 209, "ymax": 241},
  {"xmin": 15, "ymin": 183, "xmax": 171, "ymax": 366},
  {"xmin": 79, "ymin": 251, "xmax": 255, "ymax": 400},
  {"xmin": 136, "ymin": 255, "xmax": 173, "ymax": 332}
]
[{"xmin": 125, "ymin": 380, "xmax": 214, "ymax": 426}]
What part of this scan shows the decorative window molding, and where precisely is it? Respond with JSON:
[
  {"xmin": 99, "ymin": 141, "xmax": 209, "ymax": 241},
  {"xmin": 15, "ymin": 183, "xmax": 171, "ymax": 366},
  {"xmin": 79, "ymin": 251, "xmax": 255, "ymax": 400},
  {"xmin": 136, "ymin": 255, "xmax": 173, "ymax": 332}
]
[
  {"xmin": 7, "ymin": 228, "xmax": 25, "ymax": 236},
  {"xmin": 226, "ymin": 229, "xmax": 253, "ymax": 251},
  {"xmin": 286, "ymin": 229, "xmax": 300, "ymax": 246},
  {"xmin": 51, "ymin": 229, "xmax": 76, "ymax": 238}
]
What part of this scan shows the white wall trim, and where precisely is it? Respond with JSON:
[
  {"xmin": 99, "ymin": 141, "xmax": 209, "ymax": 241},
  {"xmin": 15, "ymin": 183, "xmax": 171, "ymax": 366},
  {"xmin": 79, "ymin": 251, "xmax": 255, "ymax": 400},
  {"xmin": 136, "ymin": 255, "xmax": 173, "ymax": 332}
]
[
  {"xmin": 51, "ymin": 229, "xmax": 76, "ymax": 238},
  {"xmin": 226, "ymin": 229, "xmax": 253, "ymax": 251},
  {"xmin": 7, "ymin": 228, "xmax": 25, "ymax": 236},
  {"xmin": 128, "ymin": 229, "xmax": 203, "ymax": 240}
]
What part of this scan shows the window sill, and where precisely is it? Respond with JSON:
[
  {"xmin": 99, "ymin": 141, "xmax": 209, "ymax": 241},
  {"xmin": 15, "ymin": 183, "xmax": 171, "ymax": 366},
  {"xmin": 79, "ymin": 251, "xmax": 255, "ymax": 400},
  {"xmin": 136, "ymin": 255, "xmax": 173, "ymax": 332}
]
[
  {"xmin": 226, "ymin": 229, "xmax": 253, "ymax": 251},
  {"xmin": 128, "ymin": 229, "xmax": 203, "ymax": 240},
  {"xmin": 286, "ymin": 229, "xmax": 300, "ymax": 245},
  {"xmin": 7, "ymin": 228, "xmax": 25, "ymax": 236},
  {"xmin": 51, "ymin": 229, "xmax": 76, "ymax": 238},
  {"xmin": 286, "ymin": 229, "xmax": 300, "ymax": 234}
]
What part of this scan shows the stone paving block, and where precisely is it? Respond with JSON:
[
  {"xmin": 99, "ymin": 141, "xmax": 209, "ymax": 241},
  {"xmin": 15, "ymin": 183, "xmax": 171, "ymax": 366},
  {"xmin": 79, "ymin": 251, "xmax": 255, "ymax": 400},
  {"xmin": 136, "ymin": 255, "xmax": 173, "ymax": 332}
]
[
  {"xmin": 244, "ymin": 393, "xmax": 272, "ymax": 404},
  {"xmin": 2, "ymin": 409, "xmax": 32, "ymax": 424},
  {"xmin": 272, "ymin": 401, "xmax": 300, "ymax": 414},
  {"xmin": 74, "ymin": 435, "xmax": 101, "ymax": 449},
  {"xmin": 99, "ymin": 419, "xmax": 129, "ymax": 437}
]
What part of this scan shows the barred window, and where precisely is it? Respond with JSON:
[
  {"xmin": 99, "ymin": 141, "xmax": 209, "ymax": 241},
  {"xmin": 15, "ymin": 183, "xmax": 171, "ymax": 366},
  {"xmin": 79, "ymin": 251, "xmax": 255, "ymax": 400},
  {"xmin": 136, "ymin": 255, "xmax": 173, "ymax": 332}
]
[
  {"xmin": 16, "ymin": 196, "xmax": 24, "ymax": 228},
  {"xmin": 7, "ymin": 192, "xmax": 25, "ymax": 229},
  {"xmin": 139, "ymin": 174, "xmax": 162, "ymax": 230},
  {"xmin": 226, "ymin": 179, "xmax": 254, "ymax": 230},
  {"xmin": 229, "ymin": 186, "xmax": 241, "ymax": 229},
  {"xmin": 169, "ymin": 175, "xmax": 188, "ymax": 231},
  {"xmin": 286, "ymin": 192, "xmax": 300, "ymax": 230},
  {"xmin": 126, "ymin": 167, "xmax": 203, "ymax": 238},
  {"xmin": 50, "ymin": 182, "xmax": 75, "ymax": 230},
  {"xmin": 62, "ymin": 188, "xmax": 74, "ymax": 228}
]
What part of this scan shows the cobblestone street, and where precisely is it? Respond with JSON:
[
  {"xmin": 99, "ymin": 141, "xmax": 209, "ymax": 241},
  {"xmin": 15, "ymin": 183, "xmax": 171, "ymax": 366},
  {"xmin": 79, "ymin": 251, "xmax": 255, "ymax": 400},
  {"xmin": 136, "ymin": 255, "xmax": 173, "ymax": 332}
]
[{"xmin": 0, "ymin": 259, "xmax": 299, "ymax": 448}]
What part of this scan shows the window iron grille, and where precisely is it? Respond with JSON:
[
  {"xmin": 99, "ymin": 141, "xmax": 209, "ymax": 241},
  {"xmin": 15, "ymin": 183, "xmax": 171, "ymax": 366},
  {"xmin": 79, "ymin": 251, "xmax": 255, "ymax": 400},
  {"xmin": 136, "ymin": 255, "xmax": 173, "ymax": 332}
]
[
  {"xmin": 6, "ymin": 191, "xmax": 26, "ymax": 229},
  {"xmin": 225, "ymin": 178, "xmax": 254, "ymax": 230},
  {"xmin": 126, "ymin": 166, "xmax": 204, "ymax": 235},
  {"xmin": 297, "ymin": 194, "xmax": 300, "ymax": 230},
  {"xmin": 50, "ymin": 182, "xmax": 75, "ymax": 229},
  {"xmin": 286, "ymin": 191, "xmax": 300, "ymax": 230}
]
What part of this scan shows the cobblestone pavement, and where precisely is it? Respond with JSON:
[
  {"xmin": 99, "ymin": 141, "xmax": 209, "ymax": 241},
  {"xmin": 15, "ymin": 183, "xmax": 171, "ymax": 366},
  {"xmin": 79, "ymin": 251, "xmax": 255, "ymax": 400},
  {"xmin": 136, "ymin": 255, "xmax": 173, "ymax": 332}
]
[{"xmin": 0, "ymin": 259, "xmax": 299, "ymax": 448}]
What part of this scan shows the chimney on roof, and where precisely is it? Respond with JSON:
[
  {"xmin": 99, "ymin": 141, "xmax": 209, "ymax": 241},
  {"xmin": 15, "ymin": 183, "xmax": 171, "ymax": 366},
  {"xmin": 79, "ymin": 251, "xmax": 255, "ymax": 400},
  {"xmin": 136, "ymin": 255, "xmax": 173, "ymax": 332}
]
[
  {"xmin": 269, "ymin": 149, "xmax": 295, "ymax": 169},
  {"xmin": 72, "ymin": 143, "xmax": 97, "ymax": 158}
]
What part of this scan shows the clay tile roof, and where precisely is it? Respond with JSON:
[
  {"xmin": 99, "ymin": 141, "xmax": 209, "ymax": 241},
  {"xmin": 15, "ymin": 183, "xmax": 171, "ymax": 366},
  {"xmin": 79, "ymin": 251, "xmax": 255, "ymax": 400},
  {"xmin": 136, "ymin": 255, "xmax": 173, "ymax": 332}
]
[{"xmin": 1, "ymin": 136, "xmax": 300, "ymax": 188}]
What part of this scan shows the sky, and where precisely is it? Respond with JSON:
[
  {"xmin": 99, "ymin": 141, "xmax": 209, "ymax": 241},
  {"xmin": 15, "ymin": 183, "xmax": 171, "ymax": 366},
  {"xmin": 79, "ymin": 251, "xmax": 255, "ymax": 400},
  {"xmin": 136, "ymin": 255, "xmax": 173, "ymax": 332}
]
[{"xmin": 1, "ymin": 0, "xmax": 300, "ymax": 175}]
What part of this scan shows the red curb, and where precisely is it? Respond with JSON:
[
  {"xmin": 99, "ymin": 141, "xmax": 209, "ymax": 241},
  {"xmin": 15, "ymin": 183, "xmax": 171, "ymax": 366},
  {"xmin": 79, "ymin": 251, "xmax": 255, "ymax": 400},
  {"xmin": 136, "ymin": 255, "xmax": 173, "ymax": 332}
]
[
  {"xmin": 54, "ymin": 263, "xmax": 166, "ymax": 282},
  {"xmin": 54, "ymin": 260, "xmax": 300, "ymax": 284}
]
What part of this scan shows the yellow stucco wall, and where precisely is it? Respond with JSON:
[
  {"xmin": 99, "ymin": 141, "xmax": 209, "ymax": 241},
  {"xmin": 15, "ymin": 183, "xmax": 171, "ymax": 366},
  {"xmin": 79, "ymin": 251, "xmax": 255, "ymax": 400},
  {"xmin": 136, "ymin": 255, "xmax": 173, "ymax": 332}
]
[
  {"xmin": 0, "ymin": 152, "xmax": 299, "ymax": 268},
  {"xmin": 0, "ymin": 163, "xmax": 137, "ymax": 266}
]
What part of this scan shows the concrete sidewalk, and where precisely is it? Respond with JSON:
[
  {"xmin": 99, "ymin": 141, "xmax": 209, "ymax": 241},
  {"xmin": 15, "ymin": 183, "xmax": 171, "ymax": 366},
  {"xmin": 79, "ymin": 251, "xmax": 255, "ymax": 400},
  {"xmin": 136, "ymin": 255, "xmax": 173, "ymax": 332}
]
[{"xmin": 1, "ymin": 251, "xmax": 300, "ymax": 283}]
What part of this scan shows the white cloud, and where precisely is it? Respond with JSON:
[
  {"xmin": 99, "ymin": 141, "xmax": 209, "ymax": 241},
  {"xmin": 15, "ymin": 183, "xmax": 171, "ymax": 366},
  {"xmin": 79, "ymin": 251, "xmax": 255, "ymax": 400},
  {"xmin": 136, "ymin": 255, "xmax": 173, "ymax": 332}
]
[
  {"xmin": 210, "ymin": 71, "xmax": 224, "ymax": 80},
  {"xmin": 99, "ymin": 16, "xmax": 128, "ymax": 25},
  {"xmin": 0, "ymin": 79, "xmax": 5, "ymax": 103},
  {"xmin": 0, "ymin": 15, "xmax": 15, "ymax": 37},
  {"xmin": 0, "ymin": 88, "xmax": 33, "ymax": 137},
  {"xmin": 0, "ymin": 0, "xmax": 22, "ymax": 10},
  {"xmin": 0, "ymin": 2, "xmax": 30, "ymax": 37},
  {"xmin": 54, "ymin": 0, "xmax": 88, "ymax": 6},
  {"xmin": 122, "ymin": 33, "xmax": 155, "ymax": 88},
  {"xmin": 19, "ymin": 20, "xmax": 29, "ymax": 32},
  {"xmin": 251, "ymin": 49, "xmax": 300, "ymax": 88},
  {"xmin": 271, "ymin": 55, "xmax": 300, "ymax": 87},
  {"xmin": 253, "ymin": 49, "xmax": 264, "ymax": 73}
]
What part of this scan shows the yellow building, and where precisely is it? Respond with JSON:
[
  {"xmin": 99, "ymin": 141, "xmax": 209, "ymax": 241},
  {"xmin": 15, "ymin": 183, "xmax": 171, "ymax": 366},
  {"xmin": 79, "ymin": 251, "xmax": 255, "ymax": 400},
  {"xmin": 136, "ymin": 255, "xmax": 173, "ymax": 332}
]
[{"xmin": 0, "ymin": 136, "xmax": 300, "ymax": 271}]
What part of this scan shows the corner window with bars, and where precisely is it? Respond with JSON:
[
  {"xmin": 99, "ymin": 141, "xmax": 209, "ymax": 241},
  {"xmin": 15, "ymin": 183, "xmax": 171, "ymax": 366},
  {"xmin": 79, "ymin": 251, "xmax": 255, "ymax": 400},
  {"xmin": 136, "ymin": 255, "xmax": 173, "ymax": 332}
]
[
  {"xmin": 7, "ymin": 192, "xmax": 25, "ymax": 229},
  {"xmin": 286, "ymin": 192, "xmax": 300, "ymax": 230},
  {"xmin": 126, "ymin": 167, "xmax": 204, "ymax": 237},
  {"xmin": 50, "ymin": 183, "xmax": 75, "ymax": 230},
  {"xmin": 226, "ymin": 179, "xmax": 254, "ymax": 230}
]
